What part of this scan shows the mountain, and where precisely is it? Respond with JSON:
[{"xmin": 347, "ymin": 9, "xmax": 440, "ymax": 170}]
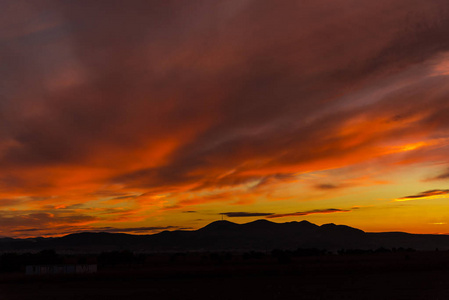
[{"xmin": 1, "ymin": 220, "xmax": 449, "ymax": 253}]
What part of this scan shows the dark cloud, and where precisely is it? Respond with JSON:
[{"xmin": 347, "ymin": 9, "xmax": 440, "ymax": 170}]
[
  {"xmin": 98, "ymin": 208, "xmax": 138, "ymax": 216},
  {"xmin": 399, "ymin": 189, "xmax": 449, "ymax": 200},
  {"xmin": 428, "ymin": 168, "xmax": 449, "ymax": 181},
  {"xmin": 81, "ymin": 226, "xmax": 190, "ymax": 234},
  {"xmin": 266, "ymin": 208, "xmax": 351, "ymax": 219},
  {"xmin": 12, "ymin": 225, "xmax": 189, "ymax": 237},
  {"xmin": 111, "ymin": 195, "xmax": 137, "ymax": 200},
  {"xmin": 221, "ymin": 212, "xmax": 274, "ymax": 218},
  {"xmin": 315, "ymin": 184, "xmax": 341, "ymax": 190},
  {"xmin": 1, "ymin": 0, "xmax": 449, "ymax": 178}
]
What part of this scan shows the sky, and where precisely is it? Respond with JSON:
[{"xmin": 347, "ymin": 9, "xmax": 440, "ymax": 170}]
[{"xmin": 1, "ymin": 0, "xmax": 449, "ymax": 238}]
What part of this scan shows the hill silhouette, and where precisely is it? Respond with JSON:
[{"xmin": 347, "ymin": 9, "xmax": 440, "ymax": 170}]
[{"xmin": 2, "ymin": 220, "xmax": 449, "ymax": 252}]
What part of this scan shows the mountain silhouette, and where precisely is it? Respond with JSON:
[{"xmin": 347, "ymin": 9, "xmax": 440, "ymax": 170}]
[{"xmin": 2, "ymin": 220, "xmax": 449, "ymax": 252}]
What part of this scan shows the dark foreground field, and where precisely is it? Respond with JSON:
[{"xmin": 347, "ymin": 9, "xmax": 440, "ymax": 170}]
[{"xmin": 2, "ymin": 251, "xmax": 449, "ymax": 300}]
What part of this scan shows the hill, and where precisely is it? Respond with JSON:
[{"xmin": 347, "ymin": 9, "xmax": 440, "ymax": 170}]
[{"xmin": 1, "ymin": 220, "xmax": 449, "ymax": 252}]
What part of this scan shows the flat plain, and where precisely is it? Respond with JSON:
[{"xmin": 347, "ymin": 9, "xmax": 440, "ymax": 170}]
[{"xmin": 2, "ymin": 251, "xmax": 449, "ymax": 300}]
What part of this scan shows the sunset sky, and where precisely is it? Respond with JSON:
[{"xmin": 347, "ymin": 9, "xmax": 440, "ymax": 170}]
[{"xmin": 1, "ymin": 0, "xmax": 449, "ymax": 238}]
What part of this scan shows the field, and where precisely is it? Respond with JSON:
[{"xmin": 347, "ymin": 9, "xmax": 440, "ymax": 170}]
[{"xmin": 2, "ymin": 251, "xmax": 449, "ymax": 300}]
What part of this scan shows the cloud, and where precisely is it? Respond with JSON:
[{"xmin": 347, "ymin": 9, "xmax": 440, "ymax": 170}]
[
  {"xmin": 266, "ymin": 208, "xmax": 351, "ymax": 219},
  {"xmin": 0, "ymin": 211, "xmax": 99, "ymax": 237},
  {"xmin": 1, "ymin": 0, "xmax": 449, "ymax": 236},
  {"xmin": 11, "ymin": 225, "xmax": 189, "ymax": 237},
  {"xmin": 315, "ymin": 184, "xmax": 341, "ymax": 190},
  {"xmin": 0, "ymin": 198, "xmax": 25, "ymax": 207},
  {"xmin": 76, "ymin": 226, "xmax": 191, "ymax": 234},
  {"xmin": 428, "ymin": 168, "xmax": 449, "ymax": 181},
  {"xmin": 250, "ymin": 173, "xmax": 298, "ymax": 190},
  {"xmin": 395, "ymin": 189, "xmax": 449, "ymax": 201},
  {"xmin": 220, "ymin": 212, "xmax": 274, "ymax": 218}
]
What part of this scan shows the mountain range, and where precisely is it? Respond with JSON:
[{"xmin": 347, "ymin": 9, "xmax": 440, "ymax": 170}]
[{"xmin": 2, "ymin": 220, "xmax": 449, "ymax": 252}]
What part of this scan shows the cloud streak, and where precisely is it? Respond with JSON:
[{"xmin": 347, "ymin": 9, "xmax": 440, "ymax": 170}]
[
  {"xmin": 395, "ymin": 189, "xmax": 449, "ymax": 201},
  {"xmin": 220, "ymin": 212, "xmax": 274, "ymax": 218},
  {"xmin": 266, "ymin": 209, "xmax": 351, "ymax": 219},
  {"xmin": 428, "ymin": 168, "xmax": 449, "ymax": 181},
  {"xmin": 10, "ymin": 225, "xmax": 189, "ymax": 237}
]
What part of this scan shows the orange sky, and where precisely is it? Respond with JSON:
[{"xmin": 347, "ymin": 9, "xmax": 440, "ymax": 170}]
[{"xmin": 1, "ymin": 0, "xmax": 449, "ymax": 237}]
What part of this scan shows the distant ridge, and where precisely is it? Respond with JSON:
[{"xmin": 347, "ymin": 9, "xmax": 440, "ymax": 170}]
[
  {"xmin": 2, "ymin": 220, "xmax": 449, "ymax": 252},
  {"xmin": 198, "ymin": 220, "xmax": 241, "ymax": 232}
]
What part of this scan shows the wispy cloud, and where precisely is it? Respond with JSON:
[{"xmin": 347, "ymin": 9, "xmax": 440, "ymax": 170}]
[
  {"xmin": 314, "ymin": 184, "xmax": 341, "ymax": 190},
  {"xmin": 220, "ymin": 212, "xmax": 274, "ymax": 218},
  {"xmin": 427, "ymin": 168, "xmax": 449, "ymax": 181},
  {"xmin": 266, "ymin": 208, "xmax": 351, "ymax": 219},
  {"xmin": 77, "ymin": 226, "xmax": 191, "ymax": 234},
  {"xmin": 10, "ymin": 225, "xmax": 189, "ymax": 237},
  {"xmin": 0, "ymin": 211, "xmax": 99, "ymax": 237},
  {"xmin": 395, "ymin": 189, "xmax": 449, "ymax": 202}
]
